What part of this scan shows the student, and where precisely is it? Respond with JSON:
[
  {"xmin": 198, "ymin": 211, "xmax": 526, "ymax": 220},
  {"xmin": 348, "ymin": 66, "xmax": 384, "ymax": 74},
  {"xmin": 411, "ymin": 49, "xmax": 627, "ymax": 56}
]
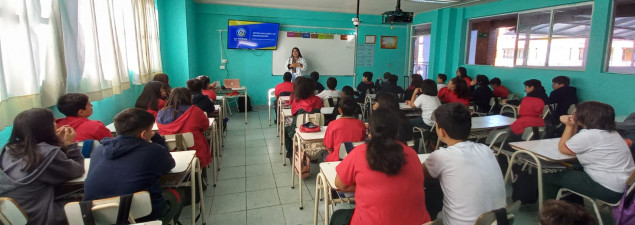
[
  {"xmin": 470, "ymin": 74, "xmax": 494, "ymax": 113},
  {"xmin": 84, "ymin": 108, "xmax": 181, "ymax": 223},
  {"xmin": 310, "ymin": 71, "xmax": 325, "ymax": 94},
  {"xmin": 406, "ymin": 79, "xmax": 440, "ymax": 130},
  {"xmin": 538, "ymin": 200, "xmax": 594, "ymax": 225},
  {"xmin": 509, "ymin": 79, "xmax": 548, "ymax": 136},
  {"xmin": 438, "ymin": 77, "xmax": 470, "ymax": 106},
  {"xmin": 275, "ymin": 72, "xmax": 294, "ymax": 98},
  {"xmin": 186, "ymin": 79, "xmax": 215, "ymax": 116},
  {"xmin": 153, "ymin": 73, "xmax": 172, "ymax": 96},
  {"xmin": 285, "ymin": 76, "xmax": 323, "ymax": 158},
  {"xmin": 157, "ymin": 88, "xmax": 211, "ymax": 168},
  {"xmin": 334, "ymin": 108, "xmax": 431, "ymax": 225},
  {"xmin": 0, "ymin": 108, "xmax": 84, "ymax": 225},
  {"xmin": 456, "ymin": 67, "xmax": 472, "ymax": 86},
  {"xmin": 375, "ymin": 72, "xmax": 392, "ymax": 91},
  {"xmin": 543, "ymin": 101, "xmax": 635, "ymax": 204},
  {"xmin": 373, "ymin": 93, "xmax": 412, "ymax": 143},
  {"xmin": 356, "ymin": 71, "xmax": 375, "ymax": 102},
  {"xmin": 317, "ymin": 77, "xmax": 341, "ymax": 100},
  {"xmin": 548, "ymin": 76, "xmax": 578, "ymax": 123},
  {"xmin": 490, "ymin": 77, "xmax": 510, "ymax": 99},
  {"xmin": 423, "ymin": 103, "xmax": 506, "ymax": 225},
  {"xmin": 196, "ymin": 75, "xmax": 217, "ymax": 101},
  {"xmin": 330, "ymin": 86, "xmax": 362, "ymax": 119},
  {"xmin": 56, "ymin": 93, "xmax": 113, "ymax": 142},
  {"xmin": 405, "ymin": 74, "xmax": 424, "ymax": 101},
  {"xmin": 378, "ymin": 75, "xmax": 404, "ymax": 96},
  {"xmin": 135, "ymin": 81, "xmax": 167, "ymax": 118},
  {"xmin": 323, "ymin": 97, "xmax": 367, "ymax": 162},
  {"xmin": 436, "ymin": 73, "xmax": 447, "ymax": 91}
]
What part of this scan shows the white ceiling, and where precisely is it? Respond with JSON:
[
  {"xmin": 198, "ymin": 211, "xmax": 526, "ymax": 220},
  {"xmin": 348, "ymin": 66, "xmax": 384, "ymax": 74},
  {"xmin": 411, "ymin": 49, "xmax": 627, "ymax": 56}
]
[{"xmin": 196, "ymin": 0, "xmax": 499, "ymax": 15}]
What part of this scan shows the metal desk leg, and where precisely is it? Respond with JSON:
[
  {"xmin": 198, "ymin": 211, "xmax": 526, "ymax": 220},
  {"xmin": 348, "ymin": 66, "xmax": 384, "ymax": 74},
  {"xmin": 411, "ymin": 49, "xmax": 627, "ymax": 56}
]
[
  {"xmin": 244, "ymin": 89, "xmax": 248, "ymax": 124},
  {"xmin": 291, "ymin": 134, "xmax": 298, "ymax": 188},
  {"xmin": 268, "ymin": 97, "xmax": 272, "ymax": 126},
  {"xmin": 299, "ymin": 139, "xmax": 304, "ymax": 210},
  {"xmin": 504, "ymin": 150, "xmax": 544, "ymax": 211},
  {"xmin": 314, "ymin": 173, "xmax": 325, "ymax": 225}
]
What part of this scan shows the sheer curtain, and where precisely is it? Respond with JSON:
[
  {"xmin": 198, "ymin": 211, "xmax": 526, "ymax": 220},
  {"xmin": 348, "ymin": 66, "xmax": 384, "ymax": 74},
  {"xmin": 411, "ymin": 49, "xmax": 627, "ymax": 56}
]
[
  {"xmin": 132, "ymin": 0, "xmax": 163, "ymax": 84},
  {"xmin": 0, "ymin": 0, "xmax": 66, "ymax": 128}
]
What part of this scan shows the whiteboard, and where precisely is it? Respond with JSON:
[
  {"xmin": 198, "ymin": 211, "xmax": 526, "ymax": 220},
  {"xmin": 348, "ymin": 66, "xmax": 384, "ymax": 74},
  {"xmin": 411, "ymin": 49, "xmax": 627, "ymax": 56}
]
[{"xmin": 272, "ymin": 31, "xmax": 356, "ymax": 76}]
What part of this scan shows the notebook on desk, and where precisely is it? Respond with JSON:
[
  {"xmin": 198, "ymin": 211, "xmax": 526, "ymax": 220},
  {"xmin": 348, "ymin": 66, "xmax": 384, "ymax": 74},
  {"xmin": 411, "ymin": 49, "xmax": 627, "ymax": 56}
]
[{"xmin": 224, "ymin": 79, "xmax": 240, "ymax": 89}]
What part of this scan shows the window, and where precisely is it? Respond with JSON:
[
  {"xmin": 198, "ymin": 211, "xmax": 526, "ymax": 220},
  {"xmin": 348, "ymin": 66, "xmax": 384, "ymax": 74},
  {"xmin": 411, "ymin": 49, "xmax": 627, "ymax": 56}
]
[
  {"xmin": 607, "ymin": 0, "xmax": 635, "ymax": 74},
  {"xmin": 467, "ymin": 3, "xmax": 593, "ymax": 69},
  {"xmin": 410, "ymin": 24, "xmax": 432, "ymax": 78}
]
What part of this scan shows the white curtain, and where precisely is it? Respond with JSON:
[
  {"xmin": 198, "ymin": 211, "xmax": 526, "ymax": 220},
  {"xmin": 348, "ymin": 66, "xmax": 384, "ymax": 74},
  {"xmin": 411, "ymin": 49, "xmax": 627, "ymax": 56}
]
[
  {"xmin": 0, "ymin": 0, "xmax": 66, "ymax": 128},
  {"xmin": 132, "ymin": 0, "xmax": 163, "ymax": 84}
]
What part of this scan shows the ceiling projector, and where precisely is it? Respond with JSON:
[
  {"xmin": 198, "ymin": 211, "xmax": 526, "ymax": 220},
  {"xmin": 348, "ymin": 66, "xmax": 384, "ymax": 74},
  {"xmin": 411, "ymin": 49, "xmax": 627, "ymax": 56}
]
[{"xmin": 382, "ymin": 0, "xmax": 413, "ymax": 24}]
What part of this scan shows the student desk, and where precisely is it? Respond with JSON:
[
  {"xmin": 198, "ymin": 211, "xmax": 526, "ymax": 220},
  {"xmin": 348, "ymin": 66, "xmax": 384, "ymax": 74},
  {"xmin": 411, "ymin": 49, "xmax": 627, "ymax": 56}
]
[
  {"xmin": 277, "ymin": 96, "xmax": 291, "ymax": 140},
  {"xmin": 291, "ymin": 127, "xmax": 328, "ymax": 209},
  {"xmin": 106, "ymin": 118, "xmax": 216, "ymax": 136},
  {"xmin": 470, "ymin": 115, "xmax": 516, "ymax": 140},
  {"xmin": 616, "ymin": 115, "xmax": 628, "ymax": 122},
  {"xmin": 279, "ymin": 108, "xmax": 293, "ymax": 160},
  {"xmin": 65, "ymin": 151, "xmax": 206, "ymax": 225},
  {"xmin": 362, "ymin": 94, "xmax": 376, "ymax": 121},
  {"xmin": 216, "ymin": 87, "xmax": 248, "ymax": 124},
  {"xmin": 504, "ymin": 138, "xmax": 576, "ymax": 211},
  {"xmin": 312, "ymin": 154, "xmax": 431, "ymax": 225}
]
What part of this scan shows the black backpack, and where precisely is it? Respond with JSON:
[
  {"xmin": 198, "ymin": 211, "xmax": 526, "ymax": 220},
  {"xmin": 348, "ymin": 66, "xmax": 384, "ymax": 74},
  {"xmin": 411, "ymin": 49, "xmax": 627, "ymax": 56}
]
[{"xmin": 238, "ymin": 96, "xmax": 253, "ymax": 112}]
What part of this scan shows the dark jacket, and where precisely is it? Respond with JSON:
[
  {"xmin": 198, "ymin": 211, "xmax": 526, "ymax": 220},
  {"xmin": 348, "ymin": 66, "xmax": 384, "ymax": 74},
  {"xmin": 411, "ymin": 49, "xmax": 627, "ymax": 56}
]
[
  {"xmin": 315, "ymin": 82, "xmax": 325, "ymax": 94},
  {"xmin": 356, "ymin": 81, "xmax": 376, "ymax": 102},
  {"xmin": 0, "ymin": 143, "xmax": 84, "ymax": 225},
  {"xmin": 191, "ymin": 91, "xmax": 215, "ymax": 116},
  {"xmin": 83, "ymin": 134, "xmax": 174, "ymax": 219},
  {"xmin": 378, "ymin": 83, "xmax": 404, "ymax": 98},
  {"xmin": 471, "ymin": 85, "xmax": 495, "ymax": 113},
  {"xmin": 548, "ymin": 86, "xmax": 578, "ymax": 120}
]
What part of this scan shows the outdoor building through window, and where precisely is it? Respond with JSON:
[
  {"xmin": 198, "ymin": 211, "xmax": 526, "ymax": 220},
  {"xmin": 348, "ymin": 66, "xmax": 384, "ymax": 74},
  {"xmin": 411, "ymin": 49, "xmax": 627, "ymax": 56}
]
[{"xmin": 607, "ymin": 0, "xmax": 635, "ymax": 74}]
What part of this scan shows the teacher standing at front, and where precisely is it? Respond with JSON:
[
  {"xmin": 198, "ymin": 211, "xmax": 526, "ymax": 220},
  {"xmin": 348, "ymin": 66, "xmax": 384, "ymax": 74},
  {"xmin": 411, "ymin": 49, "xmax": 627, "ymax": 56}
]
[{"xmin": 285, "ymin": 47, "xmax": 307, "ymax": 82}]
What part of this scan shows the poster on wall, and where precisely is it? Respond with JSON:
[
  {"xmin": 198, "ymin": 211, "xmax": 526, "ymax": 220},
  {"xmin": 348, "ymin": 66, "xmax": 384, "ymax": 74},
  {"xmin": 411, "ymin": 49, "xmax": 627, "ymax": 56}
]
[
  {"xmin": 380, "ymin": 36, "xmax": 398, "ymax": 49},
  {"xmin": 356, "ymin": 44, "xmax": 374, "ymax": 67}
]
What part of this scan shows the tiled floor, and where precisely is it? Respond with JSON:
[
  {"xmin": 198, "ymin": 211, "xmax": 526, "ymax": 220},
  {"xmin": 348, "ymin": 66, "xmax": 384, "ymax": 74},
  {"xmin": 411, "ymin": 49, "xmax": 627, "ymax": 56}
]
[{"xmin": 180, "ymin": 109, "xmax": 615, "ymax": 225}]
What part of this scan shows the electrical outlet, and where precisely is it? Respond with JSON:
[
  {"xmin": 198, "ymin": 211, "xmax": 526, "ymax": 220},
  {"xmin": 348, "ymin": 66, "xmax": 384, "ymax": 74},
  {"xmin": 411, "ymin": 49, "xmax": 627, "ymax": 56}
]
[
  {"xmin": 220, "ymin": 65, "xmax": 226, "ymax": 69},
  {"xmin": 221, "ymin": 59, "xmax": 228, "ymax": 64}
]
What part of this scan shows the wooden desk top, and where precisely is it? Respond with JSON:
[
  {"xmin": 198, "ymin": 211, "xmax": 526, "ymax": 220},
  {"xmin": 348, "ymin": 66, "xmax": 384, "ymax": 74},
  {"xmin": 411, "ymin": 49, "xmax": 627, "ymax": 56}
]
[
  {"xmin": 295, "ymin": 126, "xmax": 328, "ymax": 140},
  {"xmin": 471, "ymin": 115, "xmax": 516, "ymax": 130},
  {"xmin": 509, "ymin": 138, "xmax": 576, "ymax": 162}
]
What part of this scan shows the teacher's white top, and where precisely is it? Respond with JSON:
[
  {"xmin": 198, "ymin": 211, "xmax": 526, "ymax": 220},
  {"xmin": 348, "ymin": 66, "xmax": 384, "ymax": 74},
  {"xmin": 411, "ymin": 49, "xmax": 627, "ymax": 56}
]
[{"xmin": 284, "ymin": 57, "xmax": 307, "ymax": 78}]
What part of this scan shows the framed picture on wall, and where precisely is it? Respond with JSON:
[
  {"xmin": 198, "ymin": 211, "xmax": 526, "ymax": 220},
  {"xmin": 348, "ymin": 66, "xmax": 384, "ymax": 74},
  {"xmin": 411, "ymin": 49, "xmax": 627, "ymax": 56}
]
[
  {"xmin": 380, "ymin": 36, "xmax": 397, "ymax": 49},
  {"xmin": 365, "ymin": 35, "xmax": 376, "ymax": 44}
]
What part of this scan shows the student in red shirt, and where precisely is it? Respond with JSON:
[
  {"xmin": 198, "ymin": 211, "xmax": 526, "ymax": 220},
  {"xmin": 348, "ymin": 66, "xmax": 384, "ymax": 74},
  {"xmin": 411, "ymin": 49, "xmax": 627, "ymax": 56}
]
[
  {"xmin": 285, "ymin": 76, "xmax": 323, "ymax": 159},
  {"xmin": 275, "ymin": 72, "xmax": 294, "ymax": 98},
  {"xmin": 457, "ymin": 67, "xmax": 472, "ymax": 87},
  {"xmin": 135, "ymin": 81, "xmax": 167, "ymax": 118},
  {"xmin": 333, "ymin": 108, "xmax": 431, "ymax": 225},
  {"xmin": 153, "ymin": 73, "xmax": 172, "ymax": 96},
  {"xmin": 196, "ymin": 75, "xmax": 217, "ymax": 101},
  {"xmin": 509, "ymin": 79, "xmax": 548, "ymax": 137},
  {"xmin": 56, "ymin": 93, "xmax": 113, "ymax": 142},
  {"xmin": 490, "ymin": 77, "xmax": 510, "ymax": 99},
  {"xmin": 438, "ymin": 77, "xmax": 470, "ymax": 106},
  {"xmin": 323, "ymin": 97, "xmax": 367, "ymax": 162},
  {"xmin": 156, "ymin": 88, "xmax": 211, "ymax": 167}
]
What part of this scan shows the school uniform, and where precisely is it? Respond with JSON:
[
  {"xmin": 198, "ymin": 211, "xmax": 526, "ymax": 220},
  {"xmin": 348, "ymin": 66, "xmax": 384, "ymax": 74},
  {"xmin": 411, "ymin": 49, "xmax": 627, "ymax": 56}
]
[
  {"xmin": 317, "ymin": 89, "xmax": 341, "ymax": 100},
  {"xmin": 438, "ymin": 87, "xmax": 469, "ymax": 106},
  {"xmin": 437, "ymin": 83, "xmax": 447, "ymax": 91},
  {"xmin": 409, "ymin": 94, "xmax": 441, "ymax": 130},
  {"xmin": 191, "ymin": 91, "xmax": 215, "ymax": 116},
  {"xmin": 463, "ymin": 77, "xmax": 472, "ymax": 86},
  {"xmin": 337, "ymin": 143, "xmax": 431, "ymax": 225},
  {"xmin": 356, "ymin": 81, "xmax": 375, "ymax": 102},
  {"xmin": 0, "ymin": 143, "xmax": 84, "ymax": 225},
  {"xmin": 543, "ymin": 129, "xmax": 635, "ymax": 203},
  {"xmin": 315, "ymin": 82, "xmax": 326, "ymax": 94},
  {"xmin": 510, "ymin": 96, "xmax": 545, "ymax": 135},
  {"xmin": 147, "ymin": 99, "xmax": 167, "ymax": 118},
  {"xmin": 377, "ymin": 83, "xmax": 404, "ymax": 96},
  {"xmin": 492, "ymin": 85, "xmax": 510, "ymax": 98},
  {"xmin": 56, "ymin": 116, "xmax": 113, "ymax": 142},
  {"xmin": 323, "ymin": 117, "xmax": 367, "ymax": 162},
  {"xmin": 157, "ymin": 105, "xmax": 211, "ymax": 167},
  {"xmin": 470, "ymin": 85, "xmax": 494, "ymax": 113},
  {"xmin": 202, "ymin": 89, "xmax": 217, "ymax": 101},
  {"xmin": 424, "ymin": 141, "xmax": 506, "ymax": 225},
  {"xmin": 84, "ymin": 134, "xmax": 174, "ymax": 220},
  {"xmin": 547, "ymin": 86, "xmax": 578, "ymax": 121},
  {"xmin": 274, "ymin": 81, "xmax": 294, "ymax": 97},
  {"xmin": 291, "ymin": 95, "xmax": 323, "ymax": 115}
]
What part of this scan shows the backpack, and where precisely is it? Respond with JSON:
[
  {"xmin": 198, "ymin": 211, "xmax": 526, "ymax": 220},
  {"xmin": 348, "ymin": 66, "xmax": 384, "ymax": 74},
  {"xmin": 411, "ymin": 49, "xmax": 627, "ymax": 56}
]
[
  {"xmin": 238, "ymin": 96, "xmax": 253, "ymax": 112},
  {"xmin": 613, "ymin": 184, "xmax": 635, "ymax": 224}
]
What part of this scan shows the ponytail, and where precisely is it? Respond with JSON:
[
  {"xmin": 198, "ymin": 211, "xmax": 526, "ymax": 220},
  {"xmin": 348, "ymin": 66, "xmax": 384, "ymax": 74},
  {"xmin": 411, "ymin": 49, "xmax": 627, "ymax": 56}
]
[{"xmin": 366, "ymin": 108, "xmax": 406, "ymax": 175}]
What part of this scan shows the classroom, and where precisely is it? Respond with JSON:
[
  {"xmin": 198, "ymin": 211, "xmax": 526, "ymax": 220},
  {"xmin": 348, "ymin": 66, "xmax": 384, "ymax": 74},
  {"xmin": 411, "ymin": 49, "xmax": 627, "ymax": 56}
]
[{"xmin": 1, "ymin": 0, "xmax": 635, "ymax": 224}]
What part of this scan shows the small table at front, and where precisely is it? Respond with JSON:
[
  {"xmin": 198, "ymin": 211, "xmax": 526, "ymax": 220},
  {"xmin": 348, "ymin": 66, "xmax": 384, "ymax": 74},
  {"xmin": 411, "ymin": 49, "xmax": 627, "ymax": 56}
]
[
  {"xmin": 312, "ymin": 154, "xmax": 431, "ymax": 225},
  {"xmin": 65, "ymin": 151, "xmax": 206, "ymax": 225},
  {"xmin": 291, "ymin": 126, "xmax": 328, "ymax": 210},
  {"xmin": 216, "ymin": 87, "xmax": 248, "ymax": 124},
  {"xmin": 505, "ymin": 138, "xmax": 576, "ymax": 211}
]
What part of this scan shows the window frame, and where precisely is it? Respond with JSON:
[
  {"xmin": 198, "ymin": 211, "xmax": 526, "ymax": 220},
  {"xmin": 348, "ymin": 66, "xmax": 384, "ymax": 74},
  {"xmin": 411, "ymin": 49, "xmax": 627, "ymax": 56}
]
[
  {"xmin": 464, "ymin": 2, "xmax": 594, "ymax": 71},
  {"xmin": 604, "ymin": 0, "xmax": 635, "ymax": 75}
]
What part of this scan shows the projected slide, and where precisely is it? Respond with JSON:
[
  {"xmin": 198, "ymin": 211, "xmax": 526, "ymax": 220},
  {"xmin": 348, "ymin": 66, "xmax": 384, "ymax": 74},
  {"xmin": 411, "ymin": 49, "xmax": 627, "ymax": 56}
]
[{"xmin": 228, "ymin": 20, "xmax": 280, "ymax": 50}]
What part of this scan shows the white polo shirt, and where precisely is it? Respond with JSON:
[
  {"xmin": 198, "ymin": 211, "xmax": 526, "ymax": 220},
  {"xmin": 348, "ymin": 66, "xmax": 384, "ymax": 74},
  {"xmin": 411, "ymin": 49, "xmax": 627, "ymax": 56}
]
[{"xmin": 413, "ymin": 94, "xmax": 441, "ymax": 126}]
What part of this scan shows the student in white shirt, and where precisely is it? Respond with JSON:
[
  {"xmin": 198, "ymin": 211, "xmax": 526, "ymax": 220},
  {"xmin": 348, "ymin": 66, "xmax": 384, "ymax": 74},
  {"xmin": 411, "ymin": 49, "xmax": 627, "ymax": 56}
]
[
  {"xmin": 317, "ymin": 77, "xmax": 341, "ymax": 100},
  {"xmin": 406, "ymin": 79, "xmax": 441, "ymax": 131},
  {"xmin": 422, "ymin": 103, "xmax": 506, "ymax": 225},
  {"xmin": 544, "ymin": 101, "xmax": 635, "ymax": 204},
  {"xmin": 436, "ymin": 73, "xmax": 447, "ymax": 91}
]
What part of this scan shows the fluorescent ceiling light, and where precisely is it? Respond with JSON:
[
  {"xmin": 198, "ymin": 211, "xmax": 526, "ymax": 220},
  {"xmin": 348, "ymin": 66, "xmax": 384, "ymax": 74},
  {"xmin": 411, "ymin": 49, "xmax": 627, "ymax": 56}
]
[{"xmin": 409, "ymin": 0, "xmax": 460, "ymax": 3}]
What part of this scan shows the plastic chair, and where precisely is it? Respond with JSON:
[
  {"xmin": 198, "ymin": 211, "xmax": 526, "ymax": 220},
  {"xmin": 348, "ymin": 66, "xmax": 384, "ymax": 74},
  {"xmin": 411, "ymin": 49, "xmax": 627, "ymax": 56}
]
[
  {"xmin": 267, "ymin": 88, "xmax": 275, "ymax": 126},
  {"xmin": 164, "ymin": 132, "xmax": 195, "ymax": 151},
  {"xmin": 323, "ymin": 97, "xmax": 339, "ymax": 108},
  {"xmin": 338, "ymin": 141, "xmax": 364, "ymax": 159},
  {"xmin": 77, "ymin": 140, "xmax": 101, "ymax": 158},
  {"xmin": 0, "ymin": 198, "xmax": 27, "ymax": 225},
  {"xmin": 556, "ymin": 170, "xmax": 635, "ymax": 225},
  {"xmin": 64, "ymin": 191, "xmax": 153, "ymax": 225}
]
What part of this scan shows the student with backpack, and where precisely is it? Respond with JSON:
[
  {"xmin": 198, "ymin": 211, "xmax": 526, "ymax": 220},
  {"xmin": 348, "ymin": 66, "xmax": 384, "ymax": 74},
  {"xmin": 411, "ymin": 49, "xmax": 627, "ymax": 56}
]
[
  {"xmin": 284, "ymin": 76, "xmax": 323, "ymax": 159},
  {"xmin": 56, "ymin": 93, "xmax": 113, "ymax": 142}
]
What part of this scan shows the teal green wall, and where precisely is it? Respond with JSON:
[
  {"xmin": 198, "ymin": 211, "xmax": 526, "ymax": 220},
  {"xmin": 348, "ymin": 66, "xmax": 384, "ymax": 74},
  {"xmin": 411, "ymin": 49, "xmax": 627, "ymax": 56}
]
[
  {"xmin": 157, "ymin": 0, "xmax": 191, "ymax": 87},
  {"xmin": 414, "ymin": 0, "xmax": 635, "ymax": 116},
  {"xmin": 193, "ymin": 4, "xmax": 409, "ymax": 106}
]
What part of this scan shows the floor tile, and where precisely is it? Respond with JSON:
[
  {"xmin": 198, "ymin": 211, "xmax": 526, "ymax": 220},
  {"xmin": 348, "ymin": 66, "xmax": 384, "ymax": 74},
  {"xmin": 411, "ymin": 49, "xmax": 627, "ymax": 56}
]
[
  {"xmin": 246, "ymin": 139, "xmax": 267, "ymax": 148},
  {"xmin": 246, "ymin": 154, "xmax": 271, "ymax": 165},
  {"xmin": 222, "ymin": 157, "xmax": 247, "ymax": 167},
  {"xmin": 214, "ymin": 177, "xmax": 245, "ymax": 195},
  {"xmin": 277, "ymin": 185, "xmax": 313, "ymax": 204},
  {"xmin": 211, "ymin": 192, "xmax": 247, "ymax": 215},
  {"xmin": 273, "ymin": 172, "xmax": 293, "ymax": 187},
  {"xmin": 281, "ymin": 200, "xmax": 322, "ymax": 225},
  {"xmin": 246, "ymin": 174, "xmax": 277, "ymax": 191},
  {"xmin": 217, "ymin": 166, "xmax": 246, "ymax": 180},
  {"xmin": 208, "ymin": 210, "xmax": 247, "ymax": 225},
  {"xmin": 246, "ymin": 205, "xmax": 285, "ymax": 225},
  {"xmin": 269, "ymin": 153, "xmax": 283, "ymax": 163},
  {"xmin": 246, "ymin": 188, "xmax": 280, "ymax": 209},
  {"xmin": 245, "ymin": 147, "xmax": 269, "ymax": 156},
  {"xmin": 272, "ymin": 161, "xmax": 292, "ymax": 173},
  {"xmin": 246, "ymin": 164, "xmax": 273, "ymax": 177}
]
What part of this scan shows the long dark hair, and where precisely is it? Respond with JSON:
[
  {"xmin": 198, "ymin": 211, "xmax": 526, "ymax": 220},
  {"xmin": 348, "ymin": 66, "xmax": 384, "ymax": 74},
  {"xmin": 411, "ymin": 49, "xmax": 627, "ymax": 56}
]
[
  {"xmin": 450, "ymin": 77, "xmax": 470, "ymax": 99},
  {"xmin": 135, "ymin": 81, "xmax": 164, "ymax": 111},
  {"xmin": 290, "ymin": 47, "xmax": 303, "ymax": 58},
  {"xmin": 410, "ymin": 74, "xmax": 424, "ymax": 89},
  {"xmin": 164, "ymin": 87, "xmax": 192, "ymax": 120},
  {"xmin": 456, "ymin": 67, "xmax": 470, "ymax": 80},
  {"xmin": 375, "ymin": 93, "xmax": 400, "ymax": 111},
  {"xmin": 196, "ymin": 75, "xmax": 212, "ymax": 90},
  {"xmin": 4, "ymin": 108, "xmax": 60, "ymax": 172},
  {"xmin": 475, "ymin": 74, "xmax": 490, "ymax": 87},
  {"xmin": 366, "ymin": 108, "xmax": 406, "ymax": 175},
  {"xmin": 293, "ymin": 76, "xmax": 315, "ymax": 101},
  {"xmin": 153, "ymin": 73, "xmax": 172, "ymax": 95}
]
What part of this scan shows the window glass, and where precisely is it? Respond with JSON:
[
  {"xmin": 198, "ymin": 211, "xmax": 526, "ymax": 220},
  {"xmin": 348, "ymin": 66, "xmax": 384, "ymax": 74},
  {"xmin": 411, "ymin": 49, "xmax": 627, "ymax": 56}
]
[{"xmin": 607, "ymin": 0, "xmax": 635, "ymax": 74}]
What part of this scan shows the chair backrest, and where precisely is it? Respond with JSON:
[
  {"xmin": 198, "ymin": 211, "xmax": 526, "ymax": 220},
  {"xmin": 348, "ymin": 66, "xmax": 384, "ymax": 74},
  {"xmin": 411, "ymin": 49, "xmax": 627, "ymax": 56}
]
[
  {"xmin": 566, "ymin": 104, "xmax": 576, "ymax": 115},
  {"xmin": 267, "ymin": 88, "xmax": 275, "ymax": 100},
  {"xmin": 338, "ymin": 141, "xmax": 365, "ymax": 159},
  {"xmin": 295, "ymin": 113, "xmax": 325, "ymax": 128},
  {"xmin": 521, "ymin": 126, "xmax": 545, "ymax": 141},
  {"xmin": 164, "ymin": 132, "xmax": 195, "ymax": 151},
  {"xmin": 506, "ymin": 93, "xmax": 519, "ymax": 101},
  {"xmin": 77, "ymin": 140, "xmax": 101, "ymax": 158},
  {"xmin": 541, "ymin": 105, "xmax": 550, "ymax": 119},
  {"xmin": 64, "ymin": 191, "xmax": 152, "ymax": 225},
  {"xmin": 323, "ymin": 97, "xmax": 339, "ymax": 108},
  {"xmin": 0, "ymin": 198, "xmax": 27, "ymax": 225}
]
